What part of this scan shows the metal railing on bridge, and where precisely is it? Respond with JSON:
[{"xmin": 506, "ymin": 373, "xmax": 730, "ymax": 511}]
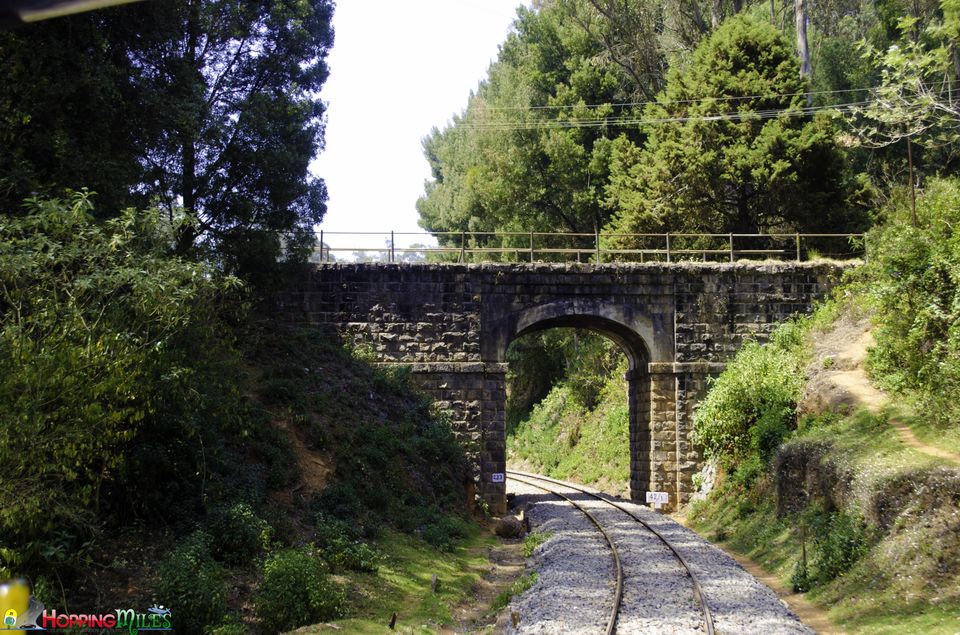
[{"xmin": 311, "ymin": 230, "xmax": 866, "ymax": 265}]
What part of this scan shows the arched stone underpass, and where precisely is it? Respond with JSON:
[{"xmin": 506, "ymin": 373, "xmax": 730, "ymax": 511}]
[{"xmin": 278, "ymin": 261, "xmax": 850, "ymax": 514}]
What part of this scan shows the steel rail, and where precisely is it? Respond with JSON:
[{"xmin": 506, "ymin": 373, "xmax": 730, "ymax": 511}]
[
  {"xmin": 507, "ymin": 473, "xmax": 625, "ymax": 635},
  {"xmin": 507, "ymin": 470, "xmax": 716, "ymax": 635}
]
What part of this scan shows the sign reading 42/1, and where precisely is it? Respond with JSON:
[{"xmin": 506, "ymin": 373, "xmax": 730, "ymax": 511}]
[{"xmin": 646, "ymin": 491, "xmax": 669, "ymax": 505}]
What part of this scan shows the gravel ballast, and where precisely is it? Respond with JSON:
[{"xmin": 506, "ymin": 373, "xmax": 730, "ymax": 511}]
[{"xmin": 505, "ymin": 476, "xmax": 813, "ymax": 635}]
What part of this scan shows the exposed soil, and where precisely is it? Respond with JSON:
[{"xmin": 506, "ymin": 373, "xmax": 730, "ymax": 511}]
[
  {"xmin": 442, "ymin": 531, "xmax": 526, "ymax": 634},
  {"xmin": 713, "ymin": 544, "xmax": 846, "ymax": 635},
  {"xmin": 800, "ymin": 308, "xmax": 960, "ymax": 466}
]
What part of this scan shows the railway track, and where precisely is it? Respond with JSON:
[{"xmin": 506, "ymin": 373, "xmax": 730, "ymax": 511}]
[{"xmin": 506, "ymin": 470, "xmax": 715, "ymax": 635}]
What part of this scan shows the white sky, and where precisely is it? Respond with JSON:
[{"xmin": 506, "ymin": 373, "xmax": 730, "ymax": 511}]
[{"xmin": 310, "ymin": 0, "xmax": 528, "ymax": 251}]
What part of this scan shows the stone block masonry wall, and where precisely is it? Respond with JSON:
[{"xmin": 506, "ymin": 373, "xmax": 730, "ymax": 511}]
[{"xmin": 277, "ymin": 261, "xmax": 852, "ymax": 514}]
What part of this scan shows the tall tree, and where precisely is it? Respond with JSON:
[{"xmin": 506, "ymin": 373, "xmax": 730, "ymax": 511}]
[
  {"xmin": 605, "ymin": 16, "xmax": 861, "ymax": 238},
  {"xmin": 0, "ymin": 0, "xmax": 334, "ymax": 265},
  {"xmin": 418, "ymin": 1, "xmax": 639, "ymax": 254}
]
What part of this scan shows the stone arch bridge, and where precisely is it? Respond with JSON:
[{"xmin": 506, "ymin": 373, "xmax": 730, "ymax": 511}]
[{"xmin": 278, "ymin": 262, "xmax": 849, "ymax": 513}]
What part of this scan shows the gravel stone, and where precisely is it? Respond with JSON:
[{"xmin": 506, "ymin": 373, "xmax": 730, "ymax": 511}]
[{"xmin": 504, "ymin": 476, "xmax": 814, "ymax": 635}]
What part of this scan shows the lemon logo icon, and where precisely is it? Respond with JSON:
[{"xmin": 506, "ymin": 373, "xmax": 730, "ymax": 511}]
[{"xmin": 0, "ymin": 580, "xmax": 30, "ymax": 629}]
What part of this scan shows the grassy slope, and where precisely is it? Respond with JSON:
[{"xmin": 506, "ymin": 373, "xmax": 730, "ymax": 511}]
[
  {"xmin": 507, "ymin": 364, "xmax": 631, "ymax": 495},
  {"xmin": 688, "ymin": 307, "xmax": 960, "ymax": 634},
  {"xmin": 250, "ymin": 327, "xmax": 518, "ymax": 633},
  {"xmin": 295, "ymin": 528, "xmax": 498, "ymax": 634}
]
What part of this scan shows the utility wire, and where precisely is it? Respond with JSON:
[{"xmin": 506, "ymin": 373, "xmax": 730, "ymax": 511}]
[
  {"xmin": 454, "ymin": 100, "xmax": 869, "ymax": 131},
  {"xmin": 466, "ymin": 86, "xmax": 878, "ymax": 112}
]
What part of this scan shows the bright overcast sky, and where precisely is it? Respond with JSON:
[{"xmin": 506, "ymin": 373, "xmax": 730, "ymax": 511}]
[{"xmin": 310, "ymin": 0, "xmax": 528, "ymax": 250}]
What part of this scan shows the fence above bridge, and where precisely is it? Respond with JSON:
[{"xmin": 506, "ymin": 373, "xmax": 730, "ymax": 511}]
[{"xmin": 312, "ymin": 230, "xmax": 865, "ymax": 264}]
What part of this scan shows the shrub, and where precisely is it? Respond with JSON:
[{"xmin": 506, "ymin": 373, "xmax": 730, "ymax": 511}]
[
  {"xmin": 692, "ymin": 320, "xmax": 807, "ymax": 467},
  {"xmin": 315, "ymin": 513, "xmax": 380, "ymax": 572},
  {"xmin": 255, "ymin": 548, "xmax": 345, "ymax": 632},
  {"xmin": 862, "ymin": 177, "xmax": 960, "ymax": 425},
  {"xmin": 155, "ymin": 532, "xmax": 227, "ymax": 635},
  {"xmin": 422, "ymin": 516, "xmax": 471, "ymax": 551},
  {"xmin": 0, "ymin": 193, "xmax": 244, "ymax": 575},
  {"xmin": 206, "ymin": 621, "xmax": 247, "ymax": 635},
  {"xmin": 207, "ymin": 503, "xmax": 272, "ymax": 565},
  {"xmin": 327, "ymin": 542, "xmax": 381, "ymax": 573},
  {"xmin": 811, "ymin": 510, "xmax": 869, "ymax": 584}
]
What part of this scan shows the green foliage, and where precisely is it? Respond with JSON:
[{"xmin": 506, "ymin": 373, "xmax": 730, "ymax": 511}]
[
  {"xmin": 0, "ymin": 193, "xmax": 243, "ymax": 576},
  {"xmin": 507, "ymin": 330, "xmax": 621, "ymax": 432},
  {"xmin": 862, "ymin": 177, "xmax": 960, "ymax": 424},
  {"xmin": 606, "ymin": 16, "xmax": 861, "ymax": 241},
  {"xmin": 155, "ymin": 532, "xmax": 227, "ymax": 635},
  {"xmin": 207, "ymin": 503, "xmax": 272, "ymax": 566},
  {"xmin": 692, "ymin": 319, "xmax": 807, "ymax": 471},
  {"xmin": 492, "ymin": 572, "xmax": 538, "ymax": 611},
  {"xmin": 254, "ymin": 548, "xmax": 345, "ymax": 632},
  {"xmin": 811, "ymin": 509, "xmax": 870, "ymax": 584},
  {"xmin": 315, "ymin": 513, "xmax": 381, "ymax": 572},
  {"xmin": 254, "ymin": 327, "xmax": 471, "ymax": 536},
  {"xmin": 422, "ymin": 516, "xmax": 473, "ymax": 552},
  {"xmin": 856, "ymin": 0, "xmax": 960, "ymax": 149},
  {"xmin": 791, "ymin": 558, "xmax": 812, "ymax": 593},
  {"xmin": 417, "ymin": 1, "xmax": 646, "ymax": 249},
  {"xmin": 522, "ymin": 531, "xmax": 552, "ymax": 557},
  {"xmin": 508, "ymin": 352, "xmax": 631, "ymax": 490},
  {"xmin": 0, "ymin": 0, "xmax": 335, "ymax": 276}
]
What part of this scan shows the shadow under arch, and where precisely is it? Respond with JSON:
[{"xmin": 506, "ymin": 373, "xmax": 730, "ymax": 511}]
[
  {"xmin": 487, "ymin": 299, "xmax": 670, "ymax": 369},
  {"xmin": 492, "ymin": 300, "xmax": 666, "ymax": 504}
]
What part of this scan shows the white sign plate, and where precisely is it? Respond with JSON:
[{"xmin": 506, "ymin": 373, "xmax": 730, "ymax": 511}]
[
  {"xmin": 646, "ymin": 491, "xmax": 669, "ymax": 504},
  {"xmin": 491, "ymin": 473, "xmax": 505, "ymax": 483}
]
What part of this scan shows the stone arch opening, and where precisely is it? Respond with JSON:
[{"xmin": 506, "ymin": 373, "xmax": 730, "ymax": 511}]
[{"xmin": 497, "ymin": 303, "xmax": 658, "ymax": 505}]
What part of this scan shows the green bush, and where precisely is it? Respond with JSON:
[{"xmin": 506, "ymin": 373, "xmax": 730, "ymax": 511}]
[
  {"xmin": 811, "ymin": 510, "xmax": 869, "ymax": 584},
  {"xmin": 422, "ymin": 516, "xmax": 471, "ymax": 551},
  {"xmin": 0, "ymin": 193, "xmax": 244, "ymax": 576},
  {"xmin": 692, "ymin": 320, "xmax": 807, "ymax": 468},
  {"xmin": 207, "ymin": 503, "xmax": 272, "ymax": 565},
  {"xmin": 255, "ymin": 548, "xmax": 345, "ymax": 632},
  {"xmin": 155, "ymin": 532, "xmax": 227, "ymax": 635},
  {"xmin": 862, "ymin": 176, "xmax": 960, "ymax": 425},
  {"xmin": 315, "ymin": 513, "xmax": 381, "ymax": 572},
  {"xmin": 327, "ymin": 542, "xmax": 381, "ymax": 573}
]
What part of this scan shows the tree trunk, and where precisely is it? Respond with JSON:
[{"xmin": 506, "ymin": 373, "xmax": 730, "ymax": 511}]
[
  {"xmin": 795, "ymin": 0, "xmax": 812, "ymax": 105},
  {"xmin": 177, "ymin": 0, "xmax": 201, "ymax": 255},
  {"xmin": 712, "ymin": 0, "xmax": 722, "ymax": 29},
  {"xmin": 770, "ymin": 0, "xmax": 776, "ymax": 24}
]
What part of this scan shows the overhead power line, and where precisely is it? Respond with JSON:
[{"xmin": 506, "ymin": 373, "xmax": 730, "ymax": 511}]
[
  {"xmin": 467, "ymin": 86, "xmax": 878, "ymax": 112},
  {"xmin": 454, "ymin": 100, "xmax": 869, "ymax": 131}
]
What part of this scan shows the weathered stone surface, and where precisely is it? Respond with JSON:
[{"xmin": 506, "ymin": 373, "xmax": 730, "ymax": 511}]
[{"xmin": 276, "ymin": 261, "xmax": 852, "ymax": 513}]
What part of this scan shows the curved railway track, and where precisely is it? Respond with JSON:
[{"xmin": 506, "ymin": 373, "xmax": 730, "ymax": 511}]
[{"xmin": 506, "ymin": 470, "xmax": 715, "ymax": 635}]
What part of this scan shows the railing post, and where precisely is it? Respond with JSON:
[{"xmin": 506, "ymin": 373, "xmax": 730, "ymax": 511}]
[
  {"xmin": 319, "ymin": 230, "xmax": 324, "ymax": 262},
  {"xmin": 795, "ymin": 233, "xmax": 801, "ymax": 262},
  {"xmin": 666, "ymin": 233, "xmax": 671, "ymax": 263},
  {"xmin": 460, "ymin": 231, "xmax": 466, "ymax": 263},
  {"xmin": 530, "ymin": 231, "xmax": 534, "ymax": 263},
  {"xmin": 729, "ymin": 233, "xmax": 734, "ymax": 263},
  {"xmin": 595, "ymin": 228, "xmax": 601, "ymax": 263},
  {"xmin": 390, "ymin": 230, "xmax": 395, "ymax": 263}
]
